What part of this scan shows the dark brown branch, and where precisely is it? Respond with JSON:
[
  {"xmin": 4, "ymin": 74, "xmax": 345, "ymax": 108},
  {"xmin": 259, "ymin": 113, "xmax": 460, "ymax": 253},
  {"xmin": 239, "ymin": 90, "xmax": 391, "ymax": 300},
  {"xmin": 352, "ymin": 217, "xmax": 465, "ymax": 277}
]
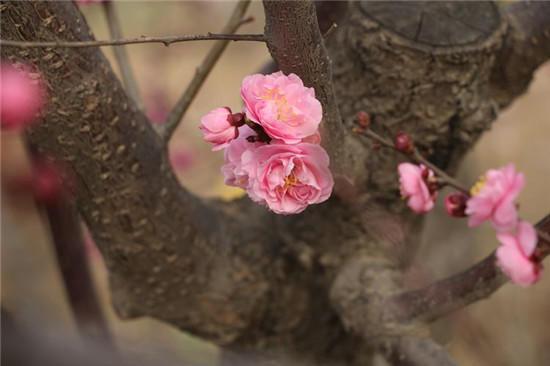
[
  {"xmin": 163, "ymin": 0, "xmax": 252, "ymax": 143},
  {"xmin": 386, "ymin": 214, "xmax": 550, "ymax": 324},
  {"xmin": 41, "ymin": 188, "xmax": 113, "ymax": 344},
  {"xmin": 490, "ymin": 1, "xmax": 550, "ymax": 107},
  {"xmin": 263, "ymin": 0, "xmax": 352, "ymax": 177},
  {"xmin": 102, "ymin": 1, "xmax": 142, "ymax": 110},
  {"xmin": 0, "ymin": 33, "xmax": 266, "ymax": 48}
]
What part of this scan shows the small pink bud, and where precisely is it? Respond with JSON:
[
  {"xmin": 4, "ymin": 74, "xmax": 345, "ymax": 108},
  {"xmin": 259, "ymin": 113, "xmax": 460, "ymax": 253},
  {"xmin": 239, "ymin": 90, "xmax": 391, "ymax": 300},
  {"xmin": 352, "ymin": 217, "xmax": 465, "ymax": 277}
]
[
  {"xmin": 199, "ymin": 107, "xmax": 239, "ymax": 151},
  {"xmin": 444, "ymin": 192, "xmax": 468, "ymax": 217},
  {"xmin": 356, "ymin": 111, "xmax": 370, "ymax": 128},
  {"xmin": 1, "ymin": 63, "xmax": 44, "ymax": 131},
  {"xmin": 394, "ymin": 131, "xmax": 413, "ymax": 153}
]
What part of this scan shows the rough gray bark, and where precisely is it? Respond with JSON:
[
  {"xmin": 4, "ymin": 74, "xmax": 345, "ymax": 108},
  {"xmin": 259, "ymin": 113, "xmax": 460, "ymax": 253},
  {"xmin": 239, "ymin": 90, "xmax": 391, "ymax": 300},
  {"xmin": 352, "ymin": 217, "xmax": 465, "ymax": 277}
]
[{"xmin": 2, "ymin": 1, "xmax": 550, "ymax": 366}]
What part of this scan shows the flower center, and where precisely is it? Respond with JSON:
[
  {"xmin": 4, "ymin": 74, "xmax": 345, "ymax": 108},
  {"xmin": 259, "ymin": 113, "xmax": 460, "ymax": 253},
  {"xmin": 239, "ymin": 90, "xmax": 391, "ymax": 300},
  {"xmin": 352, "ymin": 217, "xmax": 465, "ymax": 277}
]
[
  {"xmin": 470, "ymin": 176, "xmax": 487, "ymax": 196},
  {"xmin": 262, "ymin": 88, "xmax": 298, "ymax": 125},
  {"xmin": 283, "ymin": 173, "xmax": 300, "ymax": 188}
]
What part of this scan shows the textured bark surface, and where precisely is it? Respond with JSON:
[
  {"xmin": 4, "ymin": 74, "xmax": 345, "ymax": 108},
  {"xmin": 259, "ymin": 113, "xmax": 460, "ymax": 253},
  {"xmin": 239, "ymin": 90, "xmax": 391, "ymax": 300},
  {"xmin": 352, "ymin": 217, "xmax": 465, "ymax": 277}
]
[
  {"xmin": 327, "ymin": 1, "xmax": 507, "ymax": 202},
  {"xmin": 2, "ymin": 1, "xmax": 549, "ymax": 366}
]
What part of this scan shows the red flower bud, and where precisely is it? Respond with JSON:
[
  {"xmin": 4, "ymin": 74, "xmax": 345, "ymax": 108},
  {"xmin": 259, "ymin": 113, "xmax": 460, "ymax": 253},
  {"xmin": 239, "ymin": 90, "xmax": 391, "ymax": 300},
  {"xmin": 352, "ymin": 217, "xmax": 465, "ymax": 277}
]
[
  {"xmin": 356, "ymin": 111, "xmax": 371, "ymax": 128},
  {"xmin": 10, "ymin": 160, "xmax": 66, "ymax": 205},
  {"xmin": 394, "ymin": 131, "xmax": 413, "ymax": 153},
  {"xmin": 444, "ymin": 192, "xmax": 468, "ymax": 218}
]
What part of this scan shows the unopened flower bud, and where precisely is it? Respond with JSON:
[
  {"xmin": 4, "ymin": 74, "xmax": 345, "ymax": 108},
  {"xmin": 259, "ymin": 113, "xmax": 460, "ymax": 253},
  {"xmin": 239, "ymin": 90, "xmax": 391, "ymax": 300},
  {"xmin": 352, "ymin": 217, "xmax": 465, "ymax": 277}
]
[
  {"xmin": 356, "ymin": 111, "xmax": 371, "ymax": 128},
  {"xmin": 444, "ymin": 192, "xmax": 468, "ymax": 217},
  {"xmin": 394, "ymin": 131, "xmax": 413, "ymax": 153}
]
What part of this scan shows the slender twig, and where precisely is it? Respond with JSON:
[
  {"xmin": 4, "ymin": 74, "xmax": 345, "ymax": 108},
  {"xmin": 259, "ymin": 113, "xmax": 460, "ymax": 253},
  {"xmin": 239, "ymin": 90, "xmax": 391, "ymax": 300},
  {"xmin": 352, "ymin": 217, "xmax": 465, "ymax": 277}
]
[
  {"xmin": 323, "ymin": 23, "xmax": 338, "ymax": 38},
  {"xmin": 354, "ymin": 127, "xmax": 470, "ymax": 193},
  {"xmin": 162, "ymin": 0, "xmax": 252, "ymax": 143},
  {"xmin": 102, "ymin": 1, "xmax": 142, "ymax": 110},
  {"xmin": 0, "ymin": 33, "xmax": 266, "ymax": 48}
]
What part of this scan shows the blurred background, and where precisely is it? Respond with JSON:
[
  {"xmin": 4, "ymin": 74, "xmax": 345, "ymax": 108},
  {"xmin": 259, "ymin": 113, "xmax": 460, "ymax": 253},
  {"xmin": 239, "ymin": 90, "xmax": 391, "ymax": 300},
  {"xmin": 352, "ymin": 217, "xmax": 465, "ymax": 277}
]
[{"xmin": 2, "ymin": 1, "xmax": 549, "ymax": 365}]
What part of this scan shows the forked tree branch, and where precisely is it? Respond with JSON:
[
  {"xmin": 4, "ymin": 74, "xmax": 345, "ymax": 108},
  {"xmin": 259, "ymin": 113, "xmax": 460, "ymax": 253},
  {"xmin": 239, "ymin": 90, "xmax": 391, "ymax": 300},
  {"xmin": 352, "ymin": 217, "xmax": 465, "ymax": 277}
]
[
  {"xmin": 163, "ymin": 0, "xmax": 252, "ymax": 143},
  {"xmin": 1, "ymin": 1, "xmax": 276, "ymax": 345},
  {"xmin": 386, "ymin": 214, "xmax": 550, "ymax": 324},
  {"xmin": 102, "ymin": 0, "xmax": 142, "ymax": 110}
]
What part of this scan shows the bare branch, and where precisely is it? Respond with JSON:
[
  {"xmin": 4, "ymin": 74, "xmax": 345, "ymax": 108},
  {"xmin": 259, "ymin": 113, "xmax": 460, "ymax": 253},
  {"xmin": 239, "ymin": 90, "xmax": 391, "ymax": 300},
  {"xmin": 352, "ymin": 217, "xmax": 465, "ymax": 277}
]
[
  {"xmin": 354, "ymin": 124, "xmax": 469, "ymax": 194},
  {"xmin": 102, "ymin": 0, "xmax": 142, "ymax": 110},
  {"xmin": 490, "ymin": 1, "xmax": 550, "ymax": 107},
  {"xmin": 163, "ymin": 0, "xmax": 252, "ymax": 143},
  {"xmin": 386, "ymin": 214, "xmax": 550, "ymax": 324},
  {"xmin": 0, "ymin": 33, "xmax": 265, "ymax": 48}
]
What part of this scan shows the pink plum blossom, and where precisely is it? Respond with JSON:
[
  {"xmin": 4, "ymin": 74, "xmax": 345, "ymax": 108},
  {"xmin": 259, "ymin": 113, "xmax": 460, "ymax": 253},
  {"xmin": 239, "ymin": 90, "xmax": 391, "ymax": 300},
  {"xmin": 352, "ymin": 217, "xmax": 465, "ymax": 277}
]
[
  {"xmin": 169, "ymin": 148, "xmax": 195, "ymax": 173},
  {"xmin": 496, "ymin": 220, "xmax": 541, "ymax": 287},
  {"xmin": 465, "ymin": 164, "xmax": 525, "ymax": 231},
  {"xmin": 240, "ymin": 143, "xmax": 333, "ymax": 214},
  {"xmin": 221, "ymin": 125, "xmax": 261, "ymax": 189},
  {"xmin": 240, "ymin": 72, "xmax": 322, "ymax": 144},
  {"xmin": 398, "ymin": 163, "xmax": 437, "ymax": 213},
  {"xmin": 1, "ymin": 63, "xmax": 44, "ymax": 131},
  {"xmin": 199, "ymin": 107, "xmax": 240, "ymax": 151}
]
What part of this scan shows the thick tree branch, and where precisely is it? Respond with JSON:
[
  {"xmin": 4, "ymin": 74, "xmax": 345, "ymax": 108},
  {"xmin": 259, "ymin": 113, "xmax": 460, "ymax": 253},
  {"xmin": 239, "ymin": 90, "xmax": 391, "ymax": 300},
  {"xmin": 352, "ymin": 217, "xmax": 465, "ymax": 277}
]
[
  {"xmin": 386, "ymin": 214, "xmax": 550, "ymax": 324},
  {"xmin": 163, "ymin": 0, "xmax": 252, "ymax": 143},
  {"xmin": 1, "ymin": 1, "xmax": 279, "ymax": 345},
  {"xmin": 490, "ymin": 1, "xmax": 550, "ymax": 107},
  {"xmin": 263, "ymin": 0, "xmax": 354, "ymax": 178},
  {"xmin": 102, "ymin": 1, "xmax": 142, "ymax": 110},
  {"xmin": 0, "ymin": 33, "xmax": 266, "ymax": 48}
]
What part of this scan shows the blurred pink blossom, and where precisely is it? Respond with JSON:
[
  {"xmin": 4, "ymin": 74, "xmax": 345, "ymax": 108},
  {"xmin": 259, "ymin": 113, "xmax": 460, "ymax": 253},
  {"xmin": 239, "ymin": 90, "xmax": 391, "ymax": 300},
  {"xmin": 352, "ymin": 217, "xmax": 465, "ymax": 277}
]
[
  {"xmin": 241, "ymin": 72, "xmax": 322, "ymax": 144},
  {"xmin": 465, "ymin": 164, "xmax": 524, "ymax": 231},
  {"xmin": 169, "ymin": 148, "xmax": 195, "ymax": 173},
  {"xmin": 1, "ymin": 63, "xmax": 44, "ymax": 131},
  {"xmin": 496, "ymin": 220, "xmax": 541, "ymax": 286},
  {"xmin": 398, "ymin": 163, "xmax": 437, "ymax": 213},
  {"xmin": 199, "ymin": 107, "xmax": 239, "ymax": 151},
  {"xmin": 240, "ymin": 142, "xmax": 333, "ymax": 215}
]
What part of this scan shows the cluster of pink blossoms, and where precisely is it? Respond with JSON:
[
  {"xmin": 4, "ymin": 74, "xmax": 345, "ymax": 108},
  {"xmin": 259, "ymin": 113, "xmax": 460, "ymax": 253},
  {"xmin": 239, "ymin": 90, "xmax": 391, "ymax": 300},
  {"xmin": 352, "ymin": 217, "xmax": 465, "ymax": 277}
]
[
  {"xmin": 398, "ymin": 162, "xmax": 541, "ymax": 286},
  {"xmin": 199, "ymin": 71, "xmax": 334, "ymax": 215}
]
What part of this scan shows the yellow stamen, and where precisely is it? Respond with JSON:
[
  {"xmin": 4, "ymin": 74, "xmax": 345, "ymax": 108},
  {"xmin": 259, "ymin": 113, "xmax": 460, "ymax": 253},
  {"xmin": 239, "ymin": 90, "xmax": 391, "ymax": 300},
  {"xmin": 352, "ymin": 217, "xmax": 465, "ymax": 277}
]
[
  {"xmin": 284, "ymin": 174, "xmax": 300, "ymax": 188},
  {"xmin": 470, "ymin": 175, "xmax": 487, "ymax": 196},
  {"xmin": 261, "ymin": 88, "xmax": 298, "ymax": 125}
]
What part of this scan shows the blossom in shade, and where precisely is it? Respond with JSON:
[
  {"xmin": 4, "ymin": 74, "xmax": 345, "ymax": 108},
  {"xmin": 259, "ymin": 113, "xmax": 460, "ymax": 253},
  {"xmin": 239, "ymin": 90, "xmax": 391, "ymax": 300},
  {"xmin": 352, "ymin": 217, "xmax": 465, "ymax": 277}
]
[
  {"xmin": 240, "ymin": 143, "xmax": 333, "ymax": 214},
  {"xmin": 221, "ymin": 125, "xmax": 261, "ymax": 189},
  {"xmin": 465, "ymin": 164, "xmax": 524, "ymax": 231},
  {"xmin": 1, "ymin": 63, "xmax": 44, "ymax": 131},
  {"xmin": 199, "ymin": 107, "xmax": 240, "ymax": 151},
  {"xmin": 240, "ymin": 72, "xmax": 322, "ymax": 144},
  {"xmin": 496, "ymin": 220, "xmax": 541, "ymax": 287},
  {"xmin": 398, "ymin": 163, "xmax": 437, "ymax": 213},
  {"xmin": 169, "ymin": 148, "xmax": 195, "ymax": 172}
]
